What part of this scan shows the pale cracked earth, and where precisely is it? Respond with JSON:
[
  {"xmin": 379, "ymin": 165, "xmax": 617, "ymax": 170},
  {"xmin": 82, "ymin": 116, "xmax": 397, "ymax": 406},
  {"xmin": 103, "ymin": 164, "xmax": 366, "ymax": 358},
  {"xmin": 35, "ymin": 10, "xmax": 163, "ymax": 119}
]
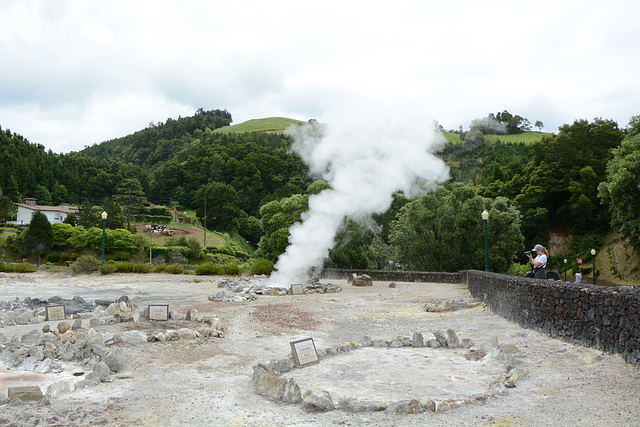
[{"xmin": 1, "ymin": 271, "xmax": 639, "ymax": 426}]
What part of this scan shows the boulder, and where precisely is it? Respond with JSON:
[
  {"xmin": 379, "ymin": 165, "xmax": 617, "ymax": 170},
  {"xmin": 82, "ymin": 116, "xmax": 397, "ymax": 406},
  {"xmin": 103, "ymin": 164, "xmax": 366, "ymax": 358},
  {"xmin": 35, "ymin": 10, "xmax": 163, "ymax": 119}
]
[
  {"xmin": 7, "ymin": 386, "xmax": 43, "ymax": 401},
  {"xmin": 302, "ymin": 390, "xmax": 334, "ymax": 412},
  {"xmin": 121, "ymin": 330, "xmax": 147, "ymax": 345}
]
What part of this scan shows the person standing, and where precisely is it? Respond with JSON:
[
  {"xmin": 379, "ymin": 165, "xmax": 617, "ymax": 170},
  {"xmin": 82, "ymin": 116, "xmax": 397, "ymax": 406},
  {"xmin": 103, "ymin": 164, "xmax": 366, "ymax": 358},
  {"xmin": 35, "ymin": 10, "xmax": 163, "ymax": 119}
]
[
  {"xmin": 527, "ymin": 244, "xmax": 548, "ymax": 279},
  {"xmin": 575, "ymin": 270, "xmax": 582, "ymax": 283}
]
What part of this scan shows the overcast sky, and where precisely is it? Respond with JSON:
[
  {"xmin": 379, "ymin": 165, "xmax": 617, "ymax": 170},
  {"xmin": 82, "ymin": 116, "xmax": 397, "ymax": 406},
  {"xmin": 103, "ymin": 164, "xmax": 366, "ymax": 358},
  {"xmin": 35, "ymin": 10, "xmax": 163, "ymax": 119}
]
[{"xmin": 1, "ymin": 0, "xmax": 639, "ymax": 153}]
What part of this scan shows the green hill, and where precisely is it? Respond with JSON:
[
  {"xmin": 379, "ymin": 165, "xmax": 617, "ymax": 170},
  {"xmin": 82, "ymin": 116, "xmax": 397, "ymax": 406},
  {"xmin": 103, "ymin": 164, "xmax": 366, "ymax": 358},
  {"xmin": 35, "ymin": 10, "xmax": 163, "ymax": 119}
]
[
  {"xmin": 214, "ymin": 117, "xmax": 306, "ymax": 134},
  {"xmin": 443, "ymin": 131, "xmax": 554, "ymax": 145},
  {"xmin": 485, "ymin": 131, "xmax": 554, "ymax": 144}
]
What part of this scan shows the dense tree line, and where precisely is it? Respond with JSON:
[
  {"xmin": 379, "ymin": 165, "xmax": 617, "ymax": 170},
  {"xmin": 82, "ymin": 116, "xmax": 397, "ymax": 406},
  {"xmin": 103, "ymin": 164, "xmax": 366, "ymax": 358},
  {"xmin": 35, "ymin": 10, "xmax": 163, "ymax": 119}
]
[
  {"xmin": 0, "ymin": 126, "xmax": 148, "ymax": 206},
  {"xmin": 80, "ymin": 108, "xmax": 232, "ymax": 168},
  {"xmin": 3, "ymin": 109, "xmax": 640, "ymax": 274}
]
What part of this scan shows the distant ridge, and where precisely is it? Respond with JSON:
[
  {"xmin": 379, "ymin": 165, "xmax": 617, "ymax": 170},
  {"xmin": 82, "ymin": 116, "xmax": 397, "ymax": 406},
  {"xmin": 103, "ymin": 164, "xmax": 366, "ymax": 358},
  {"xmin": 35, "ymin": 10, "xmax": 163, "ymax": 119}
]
[{"xmin": 214, "ymin": 117, "xmax": 306, "ymax": 134}]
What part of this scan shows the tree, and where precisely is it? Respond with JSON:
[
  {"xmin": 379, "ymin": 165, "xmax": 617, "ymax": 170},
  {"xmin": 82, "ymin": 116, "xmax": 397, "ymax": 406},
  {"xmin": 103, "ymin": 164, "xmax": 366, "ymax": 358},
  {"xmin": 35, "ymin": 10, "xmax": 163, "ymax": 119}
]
[
  {"xmin": 598, "ymin": 132, "xmax": 640, "ymax": 251},
  {"xmin": 326, "ymin": 220, "xmax": 383, "ymax": 269},
  {"xmin": 256, "ymin": 193, "xmax": 309, "ymax": 261},
  {"xmin": 21, "ymin": 211, "xmax": 54, "ymax": 264},
  {"xmin": 113, "ymin": 178, "xmax": 149, "ymax": 228},
  {"xmin": 535, "ymin": 121, "xmax": 544, "ymax": 132},
  {"xmin": 0, "ymin": 194, "xmax": 13, "ymax": 225},
  {"xmin": 77, "ymin": 200, "xmax": 99, "ymax": 228},
  {"xmin": 195, "ymin": 181, "xmax": 241, "ymax": 233},
  {"xmin": 390, "ymin": 183, "xmax": 524, "ymax": 273}
]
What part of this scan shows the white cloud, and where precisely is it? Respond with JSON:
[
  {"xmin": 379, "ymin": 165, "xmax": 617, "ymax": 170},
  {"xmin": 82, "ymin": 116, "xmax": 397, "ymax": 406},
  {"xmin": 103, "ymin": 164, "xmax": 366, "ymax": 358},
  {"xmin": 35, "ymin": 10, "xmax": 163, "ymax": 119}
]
[{"xmin": 1, "ymin": 0, "xmax": 639, "ymax": 152}]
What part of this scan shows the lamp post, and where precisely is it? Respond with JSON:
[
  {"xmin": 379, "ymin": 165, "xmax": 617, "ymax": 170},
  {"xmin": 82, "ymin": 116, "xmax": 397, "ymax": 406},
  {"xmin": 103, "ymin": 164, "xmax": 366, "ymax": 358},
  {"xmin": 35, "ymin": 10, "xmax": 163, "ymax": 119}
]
[
  {"xmin": 482, "ymin": 210, "xmax": 489, "ymax": 272},
  {"xmin": 591, "ymin": 249, "xmax": 596, "ymax": 285},
  {"xmin": 564, "ymin": 259, "xmax": 567, "ymax": 281},
  {"xmin": 101, "ymin": 211, "xmax": 108, "ymax": 265}
]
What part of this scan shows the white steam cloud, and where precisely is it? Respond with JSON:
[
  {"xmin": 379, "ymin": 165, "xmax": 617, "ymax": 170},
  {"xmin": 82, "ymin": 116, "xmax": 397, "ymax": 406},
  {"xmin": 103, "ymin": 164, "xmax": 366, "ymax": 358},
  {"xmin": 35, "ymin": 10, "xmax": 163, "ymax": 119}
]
[{"xmin": 268, "ymin": 118, "xmax": 450, "ymax": 286}]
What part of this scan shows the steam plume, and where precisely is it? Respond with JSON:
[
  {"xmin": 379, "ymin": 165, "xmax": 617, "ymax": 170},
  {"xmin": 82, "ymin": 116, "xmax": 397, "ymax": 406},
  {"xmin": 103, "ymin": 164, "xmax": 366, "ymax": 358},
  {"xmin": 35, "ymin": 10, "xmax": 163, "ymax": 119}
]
[{"xmin": 268, "ymin": 117, "xmax": 450, "ymax": 286}]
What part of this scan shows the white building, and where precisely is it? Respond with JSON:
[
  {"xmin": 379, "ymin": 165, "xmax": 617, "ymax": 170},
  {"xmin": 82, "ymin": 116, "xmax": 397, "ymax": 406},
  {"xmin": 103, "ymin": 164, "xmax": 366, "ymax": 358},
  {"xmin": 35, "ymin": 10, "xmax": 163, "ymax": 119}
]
[{"xmin": 13, "ymin": 198, "xmax": 78, "ymax": 226}]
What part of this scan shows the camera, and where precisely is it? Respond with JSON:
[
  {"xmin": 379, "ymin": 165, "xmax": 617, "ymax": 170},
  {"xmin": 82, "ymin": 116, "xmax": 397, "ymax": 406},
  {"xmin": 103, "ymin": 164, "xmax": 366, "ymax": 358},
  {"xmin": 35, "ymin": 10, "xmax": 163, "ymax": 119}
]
[{"xmin": 524, "ymin": 250, "xmax": 532, "ymax": 256}]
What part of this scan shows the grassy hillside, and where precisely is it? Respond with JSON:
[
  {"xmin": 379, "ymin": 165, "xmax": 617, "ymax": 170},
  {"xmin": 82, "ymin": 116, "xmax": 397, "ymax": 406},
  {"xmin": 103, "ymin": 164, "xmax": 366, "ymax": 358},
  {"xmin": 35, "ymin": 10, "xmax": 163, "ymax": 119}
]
[
  {"xmin": 214, "ymin": 117, "xmax": 306, "ymax": 134},
  {"xmin": 485, "ymin": 131, "xmax": 554, "ymax": 144},
  {"xmin": 443, "ymin": 131, "xmax": 553, "ymax": 145}
]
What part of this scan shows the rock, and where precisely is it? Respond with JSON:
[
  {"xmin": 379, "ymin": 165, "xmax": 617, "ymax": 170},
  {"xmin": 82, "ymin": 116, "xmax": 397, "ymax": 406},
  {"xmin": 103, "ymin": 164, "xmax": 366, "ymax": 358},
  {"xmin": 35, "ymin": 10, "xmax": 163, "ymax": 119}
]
[
  {"xmin": 8, "ymin": 386, "xmax": 43, "ymax": 401},
  {"xmin": 339, "ymin": 397, "xmax": 385, "ymax": 412},
  {"xmin": 86, "ymin": 361, "xmax": 111, "ymax": 382},
  {"xmin": 42, "ymin": 342, "xmax": 58, "ymax": 359},
  {"xmin": 446, "ymin": 329, "xmax": 460, "ymax": 348},
  {"xmin": 352, "ymin": 274, "xmax": 373, "ymax": 287},
  {"xmin": 72, "ymin": 319, "xmax": 83, "ymax": 330},
  {"xmin": 15, "ymin": 310, "xmax": 34, "ymax": 325},
  {"xmin": 388, "ymin": 282, "xmax": 397, "ymax": 288},
  {"xmin": 429, "ymin": 338, "xmax": 441, "ymax": 348},
  {"xmin": 59, "ymin": 331, "xmax": 75, "ymax": 344},
  {"xmin": 121, "ymin": 330, "xmax": 147, "ymax": 345},
  {"xmin": 21, "ymin": 329, "xmax": 41, "ymax": 345},
  {"xmin": 46, "ymin": 381, "xmax": 71, "ymax": 397},
  {"xmin": 302, "ymin": 390, "xmax": 334, "ymax": 412},
  {"xmin": 433, "ymin": 330, "xmax": 448, "ymax": 346},
  {"xmin": 424, "ymin": 300, "xmax": 454, "ymax": 312},
  {"xmin": 105, "ymin": 303, "xmax": 120, "ymax": 315},
  {"xmin": 282, "ymin": 378, "xmax": 302, "ymax": 403},
  {"xmin": 57, "ymin": 321, "xmax": 71, "ymax": 334},
  {"xmin": 177, "ymin": 328, "xmax": 197, "ymax": 340},
  {"xmin": 42, "ymin": 324, "xmax": 50, "ymax": 333},
  {"xmin": 411, "ymin": 333, "xmax": 425, "ymax": 348},
  {"xmin": 386, "ymin": 399, "xmax": 424, "ymax": 414},
  {"xmin": 423, "ymin": 398, "xmax": 436, "ymax": 412}
]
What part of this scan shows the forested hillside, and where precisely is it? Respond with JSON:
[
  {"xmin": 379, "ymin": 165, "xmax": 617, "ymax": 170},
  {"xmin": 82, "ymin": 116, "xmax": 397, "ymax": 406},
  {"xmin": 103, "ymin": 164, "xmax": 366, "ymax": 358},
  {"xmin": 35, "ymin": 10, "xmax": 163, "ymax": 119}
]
[
  {"xmin": 80, "ymin": 108, "xmax": 232, "ymax": 168},
  {"xmin": 2, "ymin": 109, "xmax": 640, "ymax": 283}
]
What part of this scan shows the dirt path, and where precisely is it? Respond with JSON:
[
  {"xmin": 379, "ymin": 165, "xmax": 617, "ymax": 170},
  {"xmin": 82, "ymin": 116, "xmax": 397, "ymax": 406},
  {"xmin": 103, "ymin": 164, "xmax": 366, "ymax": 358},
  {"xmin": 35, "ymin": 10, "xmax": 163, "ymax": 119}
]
[{"xmin": 1, "ymin": 271, "xmax": 639, "ymax": 426}]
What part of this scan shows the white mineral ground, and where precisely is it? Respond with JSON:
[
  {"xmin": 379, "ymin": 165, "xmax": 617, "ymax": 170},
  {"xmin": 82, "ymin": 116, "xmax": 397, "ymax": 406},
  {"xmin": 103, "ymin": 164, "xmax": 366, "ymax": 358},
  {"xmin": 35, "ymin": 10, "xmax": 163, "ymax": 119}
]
[{"xmin": 0, "ymin": 271, "xmax": 639, "ymax": 426}]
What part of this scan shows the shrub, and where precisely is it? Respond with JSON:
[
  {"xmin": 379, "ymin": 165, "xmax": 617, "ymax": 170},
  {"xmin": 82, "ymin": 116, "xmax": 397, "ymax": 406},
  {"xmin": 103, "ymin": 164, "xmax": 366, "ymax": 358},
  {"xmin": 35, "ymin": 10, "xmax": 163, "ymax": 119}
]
[
  {"xmin": 169, "ymin": 248, "xmax": 187, "ymax": 265},
  {"xmin": 70, "ymin": 255, "xmax": 99, "ymax": 274},
  {"xmin": 12, "ymin": 263, "xmax": 38, "ymax": 273},
  {"xmin": 166, "ymin": 264, "xmax": 184, "ymax": 274},
  {"xmin": 222, "ymin": 263, "xmax": 240, "ymax": 276},
  {"xmin": 115, "ymin": 261, "xmax": 152, "ymax": 274},
  {"xmin": 99, "ymin": 263, "xmax": 118, "ymax": 275},
  {"xmin": 47, "ymin": 252, "xmax": 60, "ymax": 264},
  {"xmin": 154, "ymin": 263, "xmax": 168, "ymax": 273},
  {"xmin": 195, "ymin": 262, "xmax": 222, "ymax": 276},
  {"xmin": 251, "ymin": 258, "xmax": 274, "ymax": 275},
  {"xmin": 112, "ymin": 250, "xmax": 131, "ymax": 261}
]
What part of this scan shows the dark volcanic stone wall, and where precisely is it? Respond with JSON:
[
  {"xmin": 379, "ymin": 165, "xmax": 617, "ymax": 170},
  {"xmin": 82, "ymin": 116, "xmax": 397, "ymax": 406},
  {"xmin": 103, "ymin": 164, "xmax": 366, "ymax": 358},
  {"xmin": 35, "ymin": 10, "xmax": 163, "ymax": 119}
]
[
  {"xmin": 317, "ymin": 268, "xmax": 463, "ymax": 284},
  {"xmin": 466, "ymin": 270, "xmax": 640, "ymax": 367}
]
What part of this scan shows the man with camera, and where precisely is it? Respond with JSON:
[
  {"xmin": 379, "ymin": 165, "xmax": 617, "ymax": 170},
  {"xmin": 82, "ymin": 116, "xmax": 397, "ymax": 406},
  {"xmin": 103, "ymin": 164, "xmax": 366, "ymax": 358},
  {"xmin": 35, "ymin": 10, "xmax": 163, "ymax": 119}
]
[{"xmin": 525, "ymin": 244, "xmax": 548, "ymax": 279}]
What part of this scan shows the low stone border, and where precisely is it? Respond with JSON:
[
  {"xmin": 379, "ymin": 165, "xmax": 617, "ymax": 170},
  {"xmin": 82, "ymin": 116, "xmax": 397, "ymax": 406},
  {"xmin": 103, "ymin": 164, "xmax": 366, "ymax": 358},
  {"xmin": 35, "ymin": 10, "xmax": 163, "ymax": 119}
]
[{"xmin": 252, "ymin": 330, "xmax": 523, "ymax": 414}]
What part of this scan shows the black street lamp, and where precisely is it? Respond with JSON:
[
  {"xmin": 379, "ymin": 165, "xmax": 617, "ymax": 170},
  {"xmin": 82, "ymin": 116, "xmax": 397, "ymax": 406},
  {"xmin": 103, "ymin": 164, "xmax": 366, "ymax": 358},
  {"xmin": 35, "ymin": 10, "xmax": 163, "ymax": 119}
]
[
  {"xmin": 591, "ymin": 248, "xmax": 596, "ymax": 285},
  {"xmin": 482, "ymin": 210, "xmax": 489, "ymax": 272},
  {"xmin": 101, "ymin": 211, "xmax": 108, "ymax": 265},
  {"xmin": 564, "ymin": 259, "xmax": 567, "ymax": 281}
]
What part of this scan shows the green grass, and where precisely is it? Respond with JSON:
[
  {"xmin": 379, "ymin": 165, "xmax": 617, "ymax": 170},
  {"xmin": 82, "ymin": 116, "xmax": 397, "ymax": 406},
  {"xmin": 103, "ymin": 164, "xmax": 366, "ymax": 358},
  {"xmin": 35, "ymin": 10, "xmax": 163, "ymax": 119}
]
[
  {"xmin": 485, "ymin": 131, "xmax": 554, "ymax": 144},
  {"xmin": 213, "ymin": 117, "xmax": 306, "ymax": 134},
  {"xmin": 443, "ymin": 131, "xmax": 554, "ymax": 145}
]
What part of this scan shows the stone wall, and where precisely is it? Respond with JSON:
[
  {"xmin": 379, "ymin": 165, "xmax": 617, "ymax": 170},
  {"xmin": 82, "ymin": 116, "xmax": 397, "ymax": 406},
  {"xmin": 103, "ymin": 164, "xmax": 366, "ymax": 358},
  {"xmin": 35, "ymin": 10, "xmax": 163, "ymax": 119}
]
[
  {"xmin": 316, "ymin": 268, "xmax": 463, "ymax": 284},
  {"xmin": 466, "ymin": 270, "xmax": 640, "ymax": 368}
]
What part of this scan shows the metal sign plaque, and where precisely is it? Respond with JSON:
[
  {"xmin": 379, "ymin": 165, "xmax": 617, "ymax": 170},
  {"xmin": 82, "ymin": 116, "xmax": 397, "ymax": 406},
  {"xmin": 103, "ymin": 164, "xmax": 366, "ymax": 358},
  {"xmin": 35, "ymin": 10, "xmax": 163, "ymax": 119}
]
[
  {"xmin": 290, "ymin": 337, "xmax": 319, "ymax": 368},
  {"xmin": 46, "ymin": 305, "xmax": 66, "ymax": 321},
  {"xmin": 148, "ymin": 304, "xmax": 169, "ymax": 321}
]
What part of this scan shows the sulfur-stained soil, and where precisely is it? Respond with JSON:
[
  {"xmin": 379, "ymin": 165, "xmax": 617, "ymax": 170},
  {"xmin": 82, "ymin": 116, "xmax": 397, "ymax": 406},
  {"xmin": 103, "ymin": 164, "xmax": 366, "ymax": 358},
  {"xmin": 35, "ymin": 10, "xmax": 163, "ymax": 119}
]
[{"xmin": 0, "ymin": 271, "xmax": 639, "ymax": 426}]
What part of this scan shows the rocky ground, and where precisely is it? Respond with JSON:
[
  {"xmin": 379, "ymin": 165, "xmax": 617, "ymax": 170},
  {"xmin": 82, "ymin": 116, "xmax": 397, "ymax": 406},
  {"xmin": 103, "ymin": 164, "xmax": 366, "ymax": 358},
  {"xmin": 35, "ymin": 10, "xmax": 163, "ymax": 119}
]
[{"xmin": 0, "ymin": 271, "xmax": 639, "ymax": 426}]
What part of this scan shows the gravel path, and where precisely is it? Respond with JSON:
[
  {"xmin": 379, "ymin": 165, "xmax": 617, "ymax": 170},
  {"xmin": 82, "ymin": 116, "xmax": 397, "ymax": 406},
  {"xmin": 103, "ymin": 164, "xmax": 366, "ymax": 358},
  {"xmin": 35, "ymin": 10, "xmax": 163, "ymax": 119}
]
[{"xmin": 1, "ymin": 271, "xmax": 639, "ymax": 426}]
